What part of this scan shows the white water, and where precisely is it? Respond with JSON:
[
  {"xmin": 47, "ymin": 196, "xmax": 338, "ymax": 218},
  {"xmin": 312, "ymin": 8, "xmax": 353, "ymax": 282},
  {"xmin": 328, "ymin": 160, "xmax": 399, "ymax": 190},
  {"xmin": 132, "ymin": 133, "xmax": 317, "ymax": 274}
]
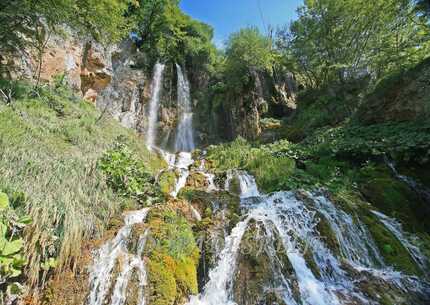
[
  {"xmin": 310, "ymin": 193, "xmax": 384, "ymax": 268},
  {"xmin": 175, "ymin": 64, "xmax": 195, "ymax": 152},
  {"xmin": 198, "ymin": 160, "xmax": 218, "ymax": 192},
  {"xmin": 146, "ymin": 63, "xmax": 165, "ymax": 149},
  {"xmin": 162, "ymin": 151, "xmax": 194, "ymax": 198},
  {"xmin": 187, "ymin": 171, "xmax": 430, "ymax": 305},
  {"xmin": 87, "ymin": 209, "xmax": 150, "ymax": 305},
  {"xmin": 187, "ymin": 217, "xmax": 252, "ymax": 305},
  {"xmin": 372, "ymin": 210, "xmax": 428, "ymax": 272},
  {"xmin": 385, "ymin": 157, "xmax": 430, "ymax": 203},
  {"xmin": 224, "ymin": 170, "xmax": 260, "ymax": 198}
]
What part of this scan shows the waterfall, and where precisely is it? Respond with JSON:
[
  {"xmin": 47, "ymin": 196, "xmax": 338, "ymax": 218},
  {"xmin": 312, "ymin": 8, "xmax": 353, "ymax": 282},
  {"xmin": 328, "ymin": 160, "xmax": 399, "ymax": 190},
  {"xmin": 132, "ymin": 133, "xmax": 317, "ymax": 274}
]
[
  {"xmin": 175, "ymin": 64, "xmax": 195, "ymax": 152},
  {"xmin": 385, "ymin": 156, "xmax": 430, "ymax": 203},
  {"xmin": 372, "ymin": 210, "xmax": 428, "ymax": 272},
  {"xmin": 146, "ymin": 63, "xmax": 165, "ymax": 149},
  {"xmin": 186, "ymin": 171, "xmax": 430, "ymax": 305},
  {"xmin": 86, "ymin": 209, "xmax": 150, "ymax": 305},
  {"xmin": 309, "ymin": 192, "xmax": 384, "ymax": 268}
]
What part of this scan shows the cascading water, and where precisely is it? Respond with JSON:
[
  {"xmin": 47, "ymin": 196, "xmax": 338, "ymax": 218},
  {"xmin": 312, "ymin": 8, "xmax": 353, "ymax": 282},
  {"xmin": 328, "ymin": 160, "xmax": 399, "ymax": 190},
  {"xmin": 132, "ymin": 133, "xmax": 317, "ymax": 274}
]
[
  {"xmin": 310, "ymin": 192, "xmax": 384, "ymax": 268},
  {"xmin": 186, "ymin": 171, "xmax": 430, "ymax": 305},
  {"xmin": 86, "ymin": 209, "xmax": 150, "ymax": 305},
  {"xmin": 385, "ymin": 157, "xmax": 430, "ymax": 203},
  {"xmin": 175, "ymin": 64, "xmax": 195, "ymax": 152},
  {"xmin": 372, "ymin": 210, "xmax": 428, "ymax": 273},
  {"xmin": 146, "ymin": 63, "xmax": 165, "ymax": 149}
]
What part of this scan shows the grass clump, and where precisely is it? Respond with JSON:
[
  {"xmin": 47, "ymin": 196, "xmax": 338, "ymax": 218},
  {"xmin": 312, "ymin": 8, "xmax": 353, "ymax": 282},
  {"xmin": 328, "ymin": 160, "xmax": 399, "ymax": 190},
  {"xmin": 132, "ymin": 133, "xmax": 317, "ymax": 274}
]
[{"xmin": 0, "ymin": 82, "xmax": 165, "ymax": 292}]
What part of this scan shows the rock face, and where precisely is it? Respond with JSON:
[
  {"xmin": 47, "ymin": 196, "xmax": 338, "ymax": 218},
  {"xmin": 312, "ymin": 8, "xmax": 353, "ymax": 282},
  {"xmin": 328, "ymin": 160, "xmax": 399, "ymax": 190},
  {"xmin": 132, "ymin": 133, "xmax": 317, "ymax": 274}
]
[
  {"xmin": 95, "ymin": 40, "xmax": 149, "ymax": 130},
  {"xmin": 206, "ymin": 69, "xmax": 297, "ymax": 142},
  {"xmin": 1, "ymin": 28, "xmax": 154, "ymax": 132},
  {"xmin": 0, "ymin": 27, "xmax": 115, "ymax": 101},
  {"xmin": 357, "ymin": 58, "xmax": 430, "ymax": 124}
]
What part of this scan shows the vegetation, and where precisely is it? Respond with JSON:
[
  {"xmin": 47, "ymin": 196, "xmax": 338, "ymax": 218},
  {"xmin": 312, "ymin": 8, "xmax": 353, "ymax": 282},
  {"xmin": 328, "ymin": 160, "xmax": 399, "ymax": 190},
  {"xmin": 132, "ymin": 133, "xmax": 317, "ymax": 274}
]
[
  {"xmin": 131, "ymin": 0, "xmax": 216, "ymax": 69},
  {"xmin": 224, "ymin": 28, "xmax": 275, "ymax": 88},
  {"xmin": 276, "ymin": 0, "xmax": 430, "ymax": 88},
  {"xmin": 146, "ymin": 208, "xmax": 200, "ymax": 305},
  {"xmin": 98, "ymin": 143, "xmax": 164, "ymax": 206},
  {"xmin": 0, "ymin": 80, "xmax": 163, "ymax": 292},
  {"xmin": 0, "ymin": 192, "xmax": 31, "ymax": 299}
]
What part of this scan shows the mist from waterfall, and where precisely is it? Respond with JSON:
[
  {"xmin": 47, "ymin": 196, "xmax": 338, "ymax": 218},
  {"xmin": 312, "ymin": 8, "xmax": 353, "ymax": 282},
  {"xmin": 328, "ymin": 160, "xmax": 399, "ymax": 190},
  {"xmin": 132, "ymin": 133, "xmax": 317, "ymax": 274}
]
[
  {"xmin": 146, "ymin": 63, "xmax": 165, "ymax": 149},
  {"xmin": 175, "ymin": 64, "xmax": 195, "ymax": 152}
]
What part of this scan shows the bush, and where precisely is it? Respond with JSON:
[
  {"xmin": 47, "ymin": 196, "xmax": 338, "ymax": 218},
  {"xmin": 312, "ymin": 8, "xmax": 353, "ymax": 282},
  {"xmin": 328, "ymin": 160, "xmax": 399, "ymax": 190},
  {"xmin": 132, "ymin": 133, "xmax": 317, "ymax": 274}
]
[
  {"xmin": 98, "ymin": 143, "xmax": 164, "ymax": 206},
  {"xmin": 207, "ymin": 138, "xmax": 296, "ymax": 192}
]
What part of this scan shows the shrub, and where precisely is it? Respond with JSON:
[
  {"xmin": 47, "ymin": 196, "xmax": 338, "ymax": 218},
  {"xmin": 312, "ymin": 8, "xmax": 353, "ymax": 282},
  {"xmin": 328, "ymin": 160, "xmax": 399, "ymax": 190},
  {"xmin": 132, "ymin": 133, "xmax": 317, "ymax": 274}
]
[{"xmin": 98, "ymin": 143, "xmax": 164, "ymax": 206}]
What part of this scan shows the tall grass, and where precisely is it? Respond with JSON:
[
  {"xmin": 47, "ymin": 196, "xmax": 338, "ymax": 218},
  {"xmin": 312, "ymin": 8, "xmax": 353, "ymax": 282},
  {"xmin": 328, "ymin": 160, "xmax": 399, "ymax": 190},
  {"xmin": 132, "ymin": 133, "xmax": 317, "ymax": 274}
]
[{"xmin": 0, "ymin": 87, "xmax": 164, "ymax": 291}]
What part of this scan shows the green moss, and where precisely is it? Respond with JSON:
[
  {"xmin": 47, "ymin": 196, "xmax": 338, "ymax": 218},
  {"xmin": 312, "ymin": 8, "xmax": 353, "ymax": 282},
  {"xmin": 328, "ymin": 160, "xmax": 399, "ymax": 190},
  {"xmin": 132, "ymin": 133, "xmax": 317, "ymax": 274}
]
[
  {"xmin": 145, "ymin": 208, "xmax": 200, "ymax": 305},
  {"xmin": 360, "ymin": 212, "xmax": 420, "ymax": 276},
  {"xmin": 315, "ymin": 214, "xmax": 340, "ymax": 257},
  {"xmin": 358, "ymin": 165, "xmax": 429, "ymax": 233},
  {"xmin": 175, "ymin": 257, "xmax": 199, "ymax": 295},
  {"xmin": 158, "ymin": 171, "xmax": 176, "ymax": 195},
  {"xmin": 147, "ymin": 259, "xmax": 177, "ymax": 305}
]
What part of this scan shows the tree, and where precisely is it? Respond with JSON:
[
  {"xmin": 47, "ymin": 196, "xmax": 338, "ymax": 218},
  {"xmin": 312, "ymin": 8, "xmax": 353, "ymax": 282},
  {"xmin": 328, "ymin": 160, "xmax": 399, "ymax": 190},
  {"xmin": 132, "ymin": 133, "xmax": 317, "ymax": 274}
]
[
  {"xmin": 276, "ymin": 0, "xmax": 430, "ymax": 88},
  {"xmin": 224, "ymin": 27, "xmax": 275, "ymax": 87},
  {"xmin": 0, "ymin": 0, "xmax": 136, "ymax": 84}
]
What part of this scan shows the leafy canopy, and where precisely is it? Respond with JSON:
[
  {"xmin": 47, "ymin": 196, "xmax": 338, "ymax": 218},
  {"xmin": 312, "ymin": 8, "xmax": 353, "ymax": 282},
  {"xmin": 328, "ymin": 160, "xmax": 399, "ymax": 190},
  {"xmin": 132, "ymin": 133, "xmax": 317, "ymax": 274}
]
[{"xmin": 276, "ymin": 0, "xmax": 430, "ymax": 88}]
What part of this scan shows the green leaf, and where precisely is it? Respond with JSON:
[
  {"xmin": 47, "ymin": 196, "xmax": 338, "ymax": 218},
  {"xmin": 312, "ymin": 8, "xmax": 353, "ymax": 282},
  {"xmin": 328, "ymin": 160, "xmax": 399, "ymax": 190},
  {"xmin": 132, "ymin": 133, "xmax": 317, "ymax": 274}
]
[
  {"xmin": 2, "ymin": 239, "xmax": 24, "ymax": 256},
  {"xmin": 17, "ymin": 216, "xmax": 32, "ymax": 225},
  {"xmin": 0, "ymin": 192, "xmax": 10, "ymax": 210}
]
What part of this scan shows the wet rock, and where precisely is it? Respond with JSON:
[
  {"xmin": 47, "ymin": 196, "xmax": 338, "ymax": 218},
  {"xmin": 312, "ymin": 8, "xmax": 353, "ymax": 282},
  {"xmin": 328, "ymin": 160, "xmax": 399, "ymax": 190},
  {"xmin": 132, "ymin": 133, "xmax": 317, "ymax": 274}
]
[{"xmin": 233, "ymin": 220, "xmax": 300, "ymax": 305}]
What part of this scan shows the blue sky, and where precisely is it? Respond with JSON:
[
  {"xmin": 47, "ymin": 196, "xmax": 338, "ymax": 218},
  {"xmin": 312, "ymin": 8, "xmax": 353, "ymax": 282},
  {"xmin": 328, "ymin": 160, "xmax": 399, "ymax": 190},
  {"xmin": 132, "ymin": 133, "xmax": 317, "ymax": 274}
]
[{"xmin": 180, "ymin": 0, "xmax": 303, "ymax": 47}]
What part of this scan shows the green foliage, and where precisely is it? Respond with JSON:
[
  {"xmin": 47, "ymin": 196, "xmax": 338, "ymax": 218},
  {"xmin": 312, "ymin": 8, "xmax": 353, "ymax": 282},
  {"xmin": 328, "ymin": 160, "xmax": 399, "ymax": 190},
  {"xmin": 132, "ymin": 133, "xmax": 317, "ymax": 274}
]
[
  {"xmin": 277, "ymin": 0, "xmax": 430, "ymax": 88},
  {"xmin": 0, "ymin": 192, "xmax": 31, "ymax": 295},
  {"xmin": 0, "ymin": 82, "xmax": 164, "ymax": 290},
  {"xmin": 71, "ymin": 0, "xmax": 137, "ymax": 44},
  {"xmin": 132, "ymin": 0, "xmax": 216, "ymax": 68},
  {"xmin": 98, "ymin": 143, "xmax": 164, "ymax": 206},
  {"xmin": 224, "ymin": 27, "xmax": 275, "ymax": 87},
  {"xmin": 207, "ymin": 138, "xmax": 296, "ymax": 193},
  {"xmin": 298, "ymin": 121, "xmax": 430, "ymax": 162}
]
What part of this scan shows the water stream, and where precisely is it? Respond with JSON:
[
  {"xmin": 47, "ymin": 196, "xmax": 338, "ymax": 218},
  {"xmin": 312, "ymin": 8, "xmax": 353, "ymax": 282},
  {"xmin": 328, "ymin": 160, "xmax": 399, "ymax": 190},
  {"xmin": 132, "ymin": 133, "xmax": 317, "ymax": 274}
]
[
  {"xmin": 87, "ymin": 209, "xmax": 150, "ymax": 305},
  {"xmin": 385, "ymin": 157, "xmax": 430, "ymax": 203},
  {"xmin": 95, "ymin": 62, "xmax": 430, "ymax": 305},
  {"xmin": 175, "ymin": 64, "xmax": 195, "ymax": 152},
  {"xmin": 185, "ymin": 171, "xmax": 430, "ymax": 305},
  {"xmin": 146, "ymin": 63, "xmax": 165, "ymax": 149},
  {"xmin": 372, "ymin": 210, "xmax": 428, "ymax": 272}
]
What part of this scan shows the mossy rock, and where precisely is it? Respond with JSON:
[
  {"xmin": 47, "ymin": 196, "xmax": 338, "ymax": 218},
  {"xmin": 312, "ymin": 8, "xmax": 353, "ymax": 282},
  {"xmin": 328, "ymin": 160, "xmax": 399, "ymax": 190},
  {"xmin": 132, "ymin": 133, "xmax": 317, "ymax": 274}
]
[
  {"xmin": 359, "ymin": 210, "xmax": 421, "ymax": 276},
  {"xmin": 158, "ymin": 171, "xmax": 176, "ymax": 195},
  {"xmin": 175, "ymin": 257, "xmax": 199, "ymax": 295},
  {"xmin": 147, "ymin": 259, "xmax": 177, "ymax": 305},
  {"xmin": 186, "ymin": 172, "xmax": 208, "ymax": 189},
  {"xmin": 145, "ymin": 207, "xmax": 200, "ymax": 305},
  {"xmin": 233, "ymin": 220, "xmax": 301, "ymax": 305},
  {"xmin": 358, "ymin": 165, "xmax": 430, "ymax": 233}
]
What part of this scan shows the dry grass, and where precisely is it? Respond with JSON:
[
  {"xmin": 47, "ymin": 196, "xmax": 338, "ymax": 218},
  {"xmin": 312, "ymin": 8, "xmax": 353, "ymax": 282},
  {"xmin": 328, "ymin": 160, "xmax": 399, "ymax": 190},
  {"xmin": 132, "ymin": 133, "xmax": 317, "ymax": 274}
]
[{"xmin": 0, "ymin": 89, "xmax": 165, "ymax": 291}]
